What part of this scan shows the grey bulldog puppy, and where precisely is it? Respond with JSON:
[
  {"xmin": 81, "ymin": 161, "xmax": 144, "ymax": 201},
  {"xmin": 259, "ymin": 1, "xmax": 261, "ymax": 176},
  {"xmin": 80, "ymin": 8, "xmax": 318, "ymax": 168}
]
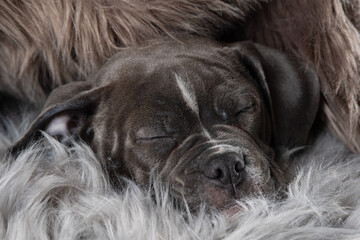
[{"xmin": 12, "ymin": 39, "xmax": 320, "ymax": 213}]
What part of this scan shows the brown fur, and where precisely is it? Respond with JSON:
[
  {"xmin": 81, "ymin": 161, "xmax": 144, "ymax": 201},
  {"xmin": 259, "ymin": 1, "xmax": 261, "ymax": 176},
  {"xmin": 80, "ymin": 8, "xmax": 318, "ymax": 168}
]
[
  {"xmin": 0, "ymin": 0, "xmax": 259, "ymax": 103},
  {"xmin": 0, "ymin": 0, "xmax": 359, "ymax": 152}
]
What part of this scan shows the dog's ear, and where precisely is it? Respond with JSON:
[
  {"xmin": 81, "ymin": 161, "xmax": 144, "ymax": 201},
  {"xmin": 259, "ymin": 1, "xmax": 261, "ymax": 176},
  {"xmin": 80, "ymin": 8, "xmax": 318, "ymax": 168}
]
[
  {"xmin": 232, "ymin": 42, "xmax": 320, "ymax": 149},
  {"xmin": 11, "ymin": 81, "xmax": 104, "ymax": 152}
]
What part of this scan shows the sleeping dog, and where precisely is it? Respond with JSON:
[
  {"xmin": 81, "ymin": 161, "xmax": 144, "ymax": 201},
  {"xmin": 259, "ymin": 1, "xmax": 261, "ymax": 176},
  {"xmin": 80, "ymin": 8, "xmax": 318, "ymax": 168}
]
[{"xmin": 11, "ymin": 39, "xmax": 320, "ymax": 213}]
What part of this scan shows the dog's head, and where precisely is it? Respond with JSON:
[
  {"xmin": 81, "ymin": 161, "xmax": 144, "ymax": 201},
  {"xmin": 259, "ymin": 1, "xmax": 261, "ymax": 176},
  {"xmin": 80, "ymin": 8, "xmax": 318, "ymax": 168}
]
[{"xmin": 12, "ymin": 39, "xmax": 319, "ymax": 212}]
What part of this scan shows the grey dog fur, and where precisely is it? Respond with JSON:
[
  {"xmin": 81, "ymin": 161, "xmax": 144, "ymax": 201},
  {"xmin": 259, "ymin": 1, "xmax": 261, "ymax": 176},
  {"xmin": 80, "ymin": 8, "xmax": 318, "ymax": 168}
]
[{"xmin": 10, "ymin": 39, "xmax": 319, "ymax": 211}]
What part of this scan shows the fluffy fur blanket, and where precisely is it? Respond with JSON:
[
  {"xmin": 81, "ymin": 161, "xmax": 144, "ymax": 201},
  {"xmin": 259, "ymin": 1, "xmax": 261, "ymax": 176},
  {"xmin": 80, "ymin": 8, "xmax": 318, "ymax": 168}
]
[
  {"xmin": 1, "ymin": 109, "xmax": 360, "ymax": 240},
  {"xmin": 1, "ymin": 1, "xmax": 360, "ymax": 239}
]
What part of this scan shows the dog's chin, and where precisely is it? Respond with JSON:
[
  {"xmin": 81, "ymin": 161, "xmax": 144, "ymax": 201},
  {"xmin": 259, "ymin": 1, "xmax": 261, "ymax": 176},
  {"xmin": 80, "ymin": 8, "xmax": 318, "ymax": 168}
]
[
  {"xmin": 202, "ymin": 184, "xmax": 243, "ymax": 217},
  {"xmin": 202, "ymin": 182, "xmax": 237, "ymax": 208},
  {"xmin": 202, "ymin": 181, "xmax": 254, "ymax": 214},
  {"xmin": 201, "ymin": 176, "xmax": 276, "ymax": 217},
  {"xmin": 220, "ymin": 204, "xmax": 243, "ymax": 217}
]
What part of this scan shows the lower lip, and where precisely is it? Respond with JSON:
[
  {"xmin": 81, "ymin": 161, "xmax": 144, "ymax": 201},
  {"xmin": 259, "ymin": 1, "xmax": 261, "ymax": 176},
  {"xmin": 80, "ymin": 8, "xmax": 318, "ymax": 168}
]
[{"xmin": 220, "ymin": 203, "xmax": 243, "ymax": 217}]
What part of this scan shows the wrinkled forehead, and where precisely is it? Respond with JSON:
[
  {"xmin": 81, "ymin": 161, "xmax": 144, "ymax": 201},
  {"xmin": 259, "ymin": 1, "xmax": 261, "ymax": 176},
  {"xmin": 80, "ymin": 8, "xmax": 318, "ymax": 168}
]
[{"xmin": 93, "ymin": 41, "xmax": 255, "ymax": 103}]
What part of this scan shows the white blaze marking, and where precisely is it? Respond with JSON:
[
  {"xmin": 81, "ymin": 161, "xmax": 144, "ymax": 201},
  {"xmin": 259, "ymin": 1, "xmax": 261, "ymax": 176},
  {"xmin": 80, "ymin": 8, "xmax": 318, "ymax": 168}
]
[
  {"xmin": 202, "ymin": 127, "xmax": 212, "ymax": 139},
  {"xmin": 175, "ymin": 74, "xmax": 198, "ymax": 113},
  {"xmin": 111, "ymin": 132, "xmax": 119, "ymax": 154},
  {"xmin": 208, "ymin": 144, "xmax": 241, "ymax": 154}
]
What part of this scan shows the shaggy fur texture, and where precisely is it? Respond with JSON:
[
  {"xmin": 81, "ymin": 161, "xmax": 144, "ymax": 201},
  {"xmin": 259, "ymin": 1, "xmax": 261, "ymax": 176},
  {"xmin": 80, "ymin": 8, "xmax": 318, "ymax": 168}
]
[
  {"xmin": 1, "ymin": 2, "xmax": 360, "ymax": 238},
  {"xmin": 0, "ymin": 0, "xmax": 259, "ymax": 103},
  {"xmin": 1, "ymin": 109, "xmax": 360, "ymax": 239},
  {"xmin": 1, "ymin": 0, "xmax": 359, "ymax": 152}
]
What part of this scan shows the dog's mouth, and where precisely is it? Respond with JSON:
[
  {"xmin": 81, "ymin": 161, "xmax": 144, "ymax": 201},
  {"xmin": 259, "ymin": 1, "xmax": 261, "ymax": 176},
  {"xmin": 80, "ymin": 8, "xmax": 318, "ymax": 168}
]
[
  {"xmin": 219, "ymin": 202, "xmax": 244, "ymax": 217},
  {"xmin": 202, "ymin": 170, "xmax": 259, "ymax": 208},
  {"xmin": 153, "ymin": 140, "xmax": 281, "ymax": 215},
  {"xmin": 193, "ymin": 146, "xmax": 277, "ymax": 213},
  {"xmin": 180, "ymin": 154, "xmax": 282, "ymax": 215}
]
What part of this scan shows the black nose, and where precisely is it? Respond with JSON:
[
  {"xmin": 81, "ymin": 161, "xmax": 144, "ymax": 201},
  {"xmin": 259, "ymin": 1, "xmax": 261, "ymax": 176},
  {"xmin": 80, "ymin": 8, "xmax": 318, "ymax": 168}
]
[{"xmin": 204, "ymin": 152, "xmax": 245, "ymax": 185}]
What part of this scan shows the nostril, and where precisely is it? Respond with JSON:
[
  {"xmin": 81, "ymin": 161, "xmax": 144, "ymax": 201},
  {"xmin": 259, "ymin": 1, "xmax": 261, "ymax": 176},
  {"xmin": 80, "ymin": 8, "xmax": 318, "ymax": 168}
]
[
  {"xmin": 215, "ymin": 168, "xmax": 223, "ymax": 179},
  {"xmin": 234, "ymin": 161, "xmax": 244, "ymax": 173},
  {"xmin": 208, "ymin": 166, "xmax": 223, "ymax": 179}
]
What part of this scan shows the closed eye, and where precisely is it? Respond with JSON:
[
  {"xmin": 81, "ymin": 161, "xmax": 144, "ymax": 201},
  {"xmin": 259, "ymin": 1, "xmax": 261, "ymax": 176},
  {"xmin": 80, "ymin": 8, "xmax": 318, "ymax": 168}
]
[
  {"xmin": 136, "ymin": 136, "xmax": 175, "ymax": 143},
  {"xmin": 235, "ymin": 103, "xmax": 256, "ymax": 116}
]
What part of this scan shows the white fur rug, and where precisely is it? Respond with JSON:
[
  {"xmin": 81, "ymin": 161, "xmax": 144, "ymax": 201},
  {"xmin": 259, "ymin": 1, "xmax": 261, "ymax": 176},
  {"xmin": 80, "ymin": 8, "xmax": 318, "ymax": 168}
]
[{"xmin": 1, "ymin": 111, "xmax": 360, "ymax": 240}]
